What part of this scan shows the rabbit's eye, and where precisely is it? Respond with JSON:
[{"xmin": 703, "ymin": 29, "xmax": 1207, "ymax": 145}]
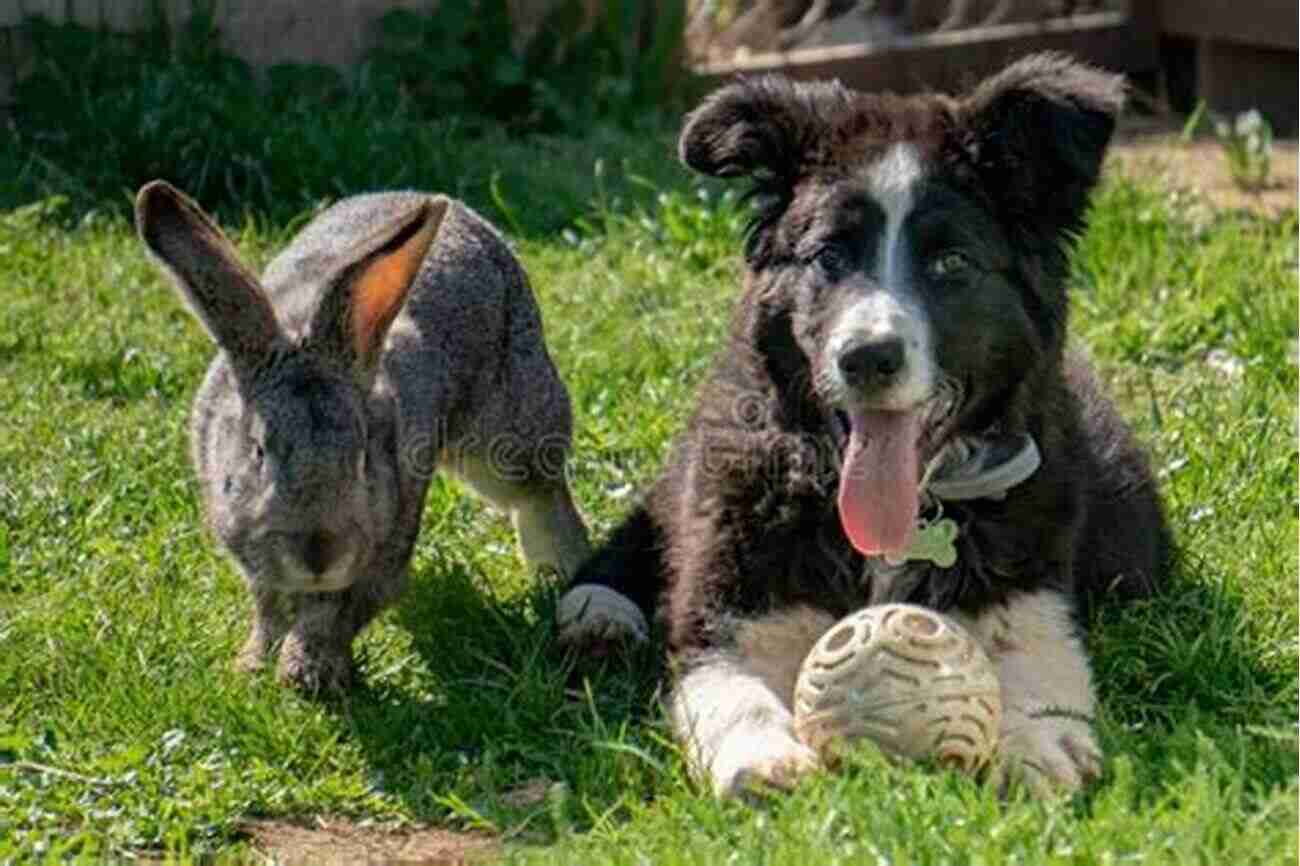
[{"xmin": 252, "ymin": 441, "xmax": 265, "ymax": 466}]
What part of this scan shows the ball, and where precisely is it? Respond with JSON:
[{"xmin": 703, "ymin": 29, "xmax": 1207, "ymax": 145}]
[{"xmin": 792, "ymin": 603, "xmax": 1001, "ymax": 772}]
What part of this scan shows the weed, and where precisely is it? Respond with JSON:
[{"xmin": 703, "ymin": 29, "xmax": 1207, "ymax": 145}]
[{"xmin": 1215, "ymin": 109, "xmax": 1274, "ymax": 192}]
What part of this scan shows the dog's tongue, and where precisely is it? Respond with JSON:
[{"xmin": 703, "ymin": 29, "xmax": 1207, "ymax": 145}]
[{"xmin": 837, "ymin": 409, "xmax": 923, "ymax": 557}]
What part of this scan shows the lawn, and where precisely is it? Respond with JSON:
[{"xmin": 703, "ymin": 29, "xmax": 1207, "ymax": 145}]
[{"xmin": 1, "ymin": 50, "xmax": 1297, "ymax": 866}]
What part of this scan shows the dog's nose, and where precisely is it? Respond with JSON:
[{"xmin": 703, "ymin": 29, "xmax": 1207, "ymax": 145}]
[
  {"xmin": 300, "ymin": 530, "xmax": 340, "ymax": 576},
  {"xmin": 838, "ymin": 336, "xmax": 906, "ymax": 389}
]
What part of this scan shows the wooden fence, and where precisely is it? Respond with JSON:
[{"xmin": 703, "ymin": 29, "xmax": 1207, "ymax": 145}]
[{"xmin": 696, "ymin": 1, "xmax": 1160, "ymax": 98}]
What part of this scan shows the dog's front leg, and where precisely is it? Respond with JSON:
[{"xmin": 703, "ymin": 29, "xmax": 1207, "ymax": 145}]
[
  {"xmin": 956, "ymin": 590, "xmax": 1102, "ymax": 796},
  {"xmin": 669, "ymin": 654, "xmax": 821, "ymax": 798}
]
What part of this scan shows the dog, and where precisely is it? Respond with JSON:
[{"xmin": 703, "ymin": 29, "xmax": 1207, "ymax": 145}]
[{"xmin": 556, "ymin": 53, "xmax": 1170, "ymax": 797}]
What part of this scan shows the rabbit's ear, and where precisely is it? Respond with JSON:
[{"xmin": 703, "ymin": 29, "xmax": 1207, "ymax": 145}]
[
  {"xmin": 136, "ymin": 181, "xmax": 280, "ymax": 367},
  {"xmin": 312, "ymin": 196, "xmax": 449, "ymax": 373}
]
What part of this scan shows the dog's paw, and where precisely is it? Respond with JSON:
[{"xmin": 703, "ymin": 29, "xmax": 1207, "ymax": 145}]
[
  {"xmin": 993, "ymin": 708, "xmax": 1101, "ymax": 797},
  {"xmin": 276, "ymin": 635, "xmax": 355, "ymax": 694},
  {"xmin": 555, "ymin": 584, "xmax": 649, "ymax": 652},
  {"xmin": 710, "ymin": 729, "xmax": 821, "ymax": 798}
]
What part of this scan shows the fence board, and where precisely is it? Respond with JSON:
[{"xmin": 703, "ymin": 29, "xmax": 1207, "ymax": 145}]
[
  {"xmin": 1157, "ymin": 0, "xmax": 1297, "ymax": 52},
  {"xmin": 696, "ymin": 11, "xmax": 1159, "ymax": 94}
]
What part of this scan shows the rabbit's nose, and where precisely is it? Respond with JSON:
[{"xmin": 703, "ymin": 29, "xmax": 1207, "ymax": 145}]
[{"xmin": 301, "ymin": 530, "xmax": 340, "ymax": 576}]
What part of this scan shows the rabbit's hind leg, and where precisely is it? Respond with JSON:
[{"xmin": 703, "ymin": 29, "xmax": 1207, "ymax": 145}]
[
  {"xmin": 509, "ymin": 479, "xmax": 590, "ymax": 579},
  {"xmin": 446, "ymin": 451, "xmax": 590, "ymax": 580}
]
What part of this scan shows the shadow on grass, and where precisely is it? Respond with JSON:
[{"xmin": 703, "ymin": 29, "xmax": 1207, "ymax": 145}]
[
  {"xmin": 1090, "ymin": 561, "xmax": 1298, "ymax": 801},
  {"xmin": 1, "ymin": 119, "xmax": 689, "ymax": 242},
  {"xmin": 318, "ymin": 550, "xmax": 1295, "ymax": 834},
  {"xmin": 325, "ymin": 559, "xmax": 666, "ymax": 840}
]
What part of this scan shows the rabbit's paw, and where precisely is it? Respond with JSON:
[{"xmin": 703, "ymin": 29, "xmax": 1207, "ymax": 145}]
[
  {"xmin": 277, "ymin": 634, "xmax": 356, "ymax": 693},
  {"xmin": 234, "ymin": 624, "xmax": 286, "ymax": 674},
  {"xmin": 233, "ymin": 636, "xmax": 271, "ymax": 674}
]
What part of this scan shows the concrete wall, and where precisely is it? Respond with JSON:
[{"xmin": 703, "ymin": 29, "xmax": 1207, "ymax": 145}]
[
  {"xmin": 0, "ymin": 0, "xmax": 573, "ymax": 105},
  {"xmin": 1, "ymin": 1, "xmax": 442, "ymax": 69}
]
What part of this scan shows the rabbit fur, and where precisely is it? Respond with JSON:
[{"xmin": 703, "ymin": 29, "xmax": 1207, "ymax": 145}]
[{"xmin": 136, "ymin": 181, "xmax": 590, "ymax": 692}]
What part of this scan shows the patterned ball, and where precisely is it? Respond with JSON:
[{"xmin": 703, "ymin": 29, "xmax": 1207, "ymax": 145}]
[{"xmin": 792, "ymin": 603, "xmax": 1001, "ymax": 772}]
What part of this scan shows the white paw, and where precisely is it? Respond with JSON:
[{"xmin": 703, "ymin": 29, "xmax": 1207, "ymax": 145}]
[
  {"xmin": 994, "ymin": 708, "xmax": 1102, "ymax": 797},
  {"xmin": 556, "ymin": 584, "xmax": 649, "ymax": 646},
  {"xmin": 710, "ymin": 728, "xmax": 821, "ymax": 798}
]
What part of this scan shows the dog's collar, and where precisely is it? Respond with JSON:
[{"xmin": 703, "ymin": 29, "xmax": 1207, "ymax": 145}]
[{"xmin": 922, "ymin": 433, "xmax": 1041, "ymax": 503}]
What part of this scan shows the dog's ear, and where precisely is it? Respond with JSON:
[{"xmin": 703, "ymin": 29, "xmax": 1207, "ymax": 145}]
[
  {"xmin": 959, "ymin": 53, "xmax": 1124, "ymax": 237},
  {"xmin": 679, "ymin": 75, "xmax": 851, "ymax": 183}
]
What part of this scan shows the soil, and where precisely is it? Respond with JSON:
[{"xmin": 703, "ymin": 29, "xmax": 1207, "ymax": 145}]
[
  {"xmin": 1108, "ymin": 116, "xmax": 1297, "ymax": 217},
  {"xmin": 239, "ymin": 817, "xmax": 500, "ymax": 866}
]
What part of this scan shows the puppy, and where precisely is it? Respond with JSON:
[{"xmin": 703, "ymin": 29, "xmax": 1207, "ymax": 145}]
[{"xmin": 559, "ymin": 53, "xmax": 1169, "ymax": 797}]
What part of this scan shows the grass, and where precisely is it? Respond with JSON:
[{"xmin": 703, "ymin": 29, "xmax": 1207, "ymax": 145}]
[
  {"xmin": 1, "ymin": 112, "xmax": 1297, "ymax": 863},
  {"xmin": 0, "ymin": 9, "xmax": 696, "ymax": 232}
]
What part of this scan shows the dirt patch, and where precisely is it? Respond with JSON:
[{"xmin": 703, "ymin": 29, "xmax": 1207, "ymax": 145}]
[
  {"xmin": 240, "ymin": 817, "xmax": 500, "ymax": 865},
  {"xmin": 1108, "ymin": 116, "xmax": 1297, "ymax": 216}
]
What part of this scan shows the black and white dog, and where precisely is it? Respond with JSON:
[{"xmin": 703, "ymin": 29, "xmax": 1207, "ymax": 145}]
[{"xmin": 558, "ymin": 53, "xmax": 1169, "ymax": 797}]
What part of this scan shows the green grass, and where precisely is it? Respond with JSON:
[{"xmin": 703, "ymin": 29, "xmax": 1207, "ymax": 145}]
[
  {"xmin": 0, "ymin": 130, "xmax": 1296, "ymax": 864},
  {"xmin": 1, "ymin": 9, "xmax": 696, "ymax": 233}
]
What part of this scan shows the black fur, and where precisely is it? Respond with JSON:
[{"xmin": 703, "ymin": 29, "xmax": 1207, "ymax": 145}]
[{"xmin": 572, "ymin": 54, "xmax": 1169, "ymax": 662}]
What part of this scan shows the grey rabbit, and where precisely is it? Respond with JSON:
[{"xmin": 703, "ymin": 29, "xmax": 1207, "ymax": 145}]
[{"xmin": 136, "ymin": 181, "xmax": 590, "ymax": 692}]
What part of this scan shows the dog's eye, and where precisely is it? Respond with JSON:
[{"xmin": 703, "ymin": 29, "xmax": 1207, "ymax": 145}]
[
  {"xmin": 811, "ymin": 244, "xmax": 850, "ymax": 276},
  {"xmin": 928, "ymin": 250, "xmax": 971, "ymax": 279}
]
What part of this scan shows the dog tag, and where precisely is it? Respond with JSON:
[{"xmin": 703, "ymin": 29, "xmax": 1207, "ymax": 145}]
[{"xmin": 885, "ymin": 518, "xmax": 959, "ymax": 568}]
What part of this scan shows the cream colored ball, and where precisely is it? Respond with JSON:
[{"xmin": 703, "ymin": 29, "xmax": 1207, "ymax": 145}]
[{"xmin": 792, "ymin": 603, "xmax": 1001, "ymax": 772}]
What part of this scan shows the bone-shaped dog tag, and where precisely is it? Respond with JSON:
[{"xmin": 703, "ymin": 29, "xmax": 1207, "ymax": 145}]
[{"xmin": 885, "ymin": 518, "xmax": 959, "ymax": 568}]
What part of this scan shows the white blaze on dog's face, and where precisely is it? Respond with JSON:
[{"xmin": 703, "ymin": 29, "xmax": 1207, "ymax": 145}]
[
  {"xmin": 767, "ymin": 133, "xmax": 1056, "ymax": 559},
  {"xmin": 822, "ymin": 142, "xmax": 936, "ymax": 412},
  {"xmin": 805, "ymin": 142, "xmax": 944, "ymax": 560}
]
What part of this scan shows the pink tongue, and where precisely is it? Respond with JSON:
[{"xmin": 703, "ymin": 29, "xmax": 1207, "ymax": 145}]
[{"xmin": 837, "ymin": 409, "xmax": 923, "ymax": 557}]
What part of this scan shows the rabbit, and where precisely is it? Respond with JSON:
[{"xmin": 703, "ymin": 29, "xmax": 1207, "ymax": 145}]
[{"xmin": 136, "ymin": 181, "xmax": 590, "ymax": 692}]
